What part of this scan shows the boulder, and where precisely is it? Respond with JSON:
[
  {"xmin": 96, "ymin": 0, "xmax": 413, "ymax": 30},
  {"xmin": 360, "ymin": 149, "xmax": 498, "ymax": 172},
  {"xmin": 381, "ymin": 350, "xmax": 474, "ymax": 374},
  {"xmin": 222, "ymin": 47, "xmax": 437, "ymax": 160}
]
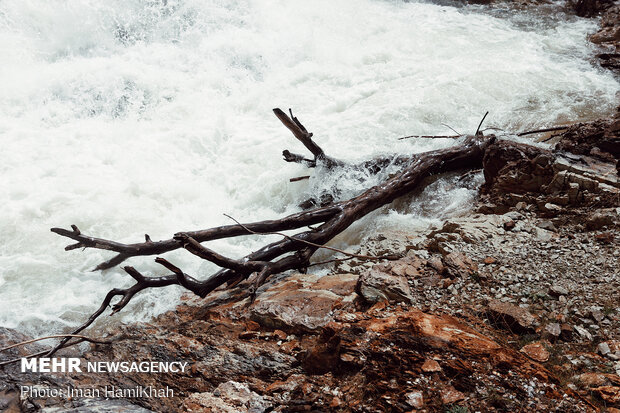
[
  {"xmin": 250, "ymin": 273, "xmax": 358, "ymax": 332},
  {"xmin": 357, "ymin": 266, "xmax": 413, "ymax": 304}
]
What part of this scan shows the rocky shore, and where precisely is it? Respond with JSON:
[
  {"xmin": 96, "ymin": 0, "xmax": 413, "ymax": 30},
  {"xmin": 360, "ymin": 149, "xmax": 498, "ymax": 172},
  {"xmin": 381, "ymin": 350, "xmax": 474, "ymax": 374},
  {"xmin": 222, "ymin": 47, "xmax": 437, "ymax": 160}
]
[{"xmin": 1, "ymin": 1, "xmax": 619, "ymax": 412}]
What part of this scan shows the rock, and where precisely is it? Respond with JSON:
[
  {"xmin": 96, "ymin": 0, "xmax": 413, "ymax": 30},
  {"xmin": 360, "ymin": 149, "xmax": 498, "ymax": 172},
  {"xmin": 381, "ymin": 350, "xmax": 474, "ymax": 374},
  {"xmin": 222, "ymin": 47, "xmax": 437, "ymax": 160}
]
[
  {"xmin": 41, "ymin": 399, "xmax": 155, "ymax": 413},
  {"xmin": 357, "ymin": 266, "xmax": 413, "ymax": 304},
  {"xmin": 251, "ymin": 273, "xmax": 358, "ymax": 332},
  {"xmin": 183, "ymin": 381, "xmax": 272, "ymax": 413},
  {"xmin": 568, "ymin": 182, "xmax": 581, "ymax": 203},
  {"xmin": 440, "ymin": 386, "xmax": 465, "ymax": 405},
  {"xmin": 586, "ymin": 211, "xmax": 616, "ymax": 230},
  {"xmin": 571, "ymin": 0, "xmax": 615, "ymax": 17},
  {"xmin": 421, "ymin": 359, "xmax": 442, "ymax": 373},
  {"xmin": 590, "ymin": 308, "xmax": 605, "ymax": 322},
  {"xmin": 537, "ymin": 220, "xmax": 557, "ymax": 232},
  {"xmin": 443, "ymin": 251, "xmax": 478, "ymax": 278},
  {"xmin": 593, "ymin": 385, "xmax": 620, "ymax": 405},
  {"xmin": 427, "ymin": 255, "xmax": 445, "ymax": 274},
  {"xmin": 543, "ymin": 323, "xmax": 561, "ymax": 341},
  {"xmin": 574, "ymin": 325, "xmax": 593, "ymax": 341},
  {"xmin": 406, "ymin": 390, "xmax": 424, "ymax": 409},
  {"xmin": 535, "ymin": 227, "xmax": 553, "ymax": 241},
  {"xmin": 548, "ymin": 285, "xmax": 569, "ymax": 297},
  {"xmin": 483, "ymin": 256, "xmax": 496, "ymax": 264},
  {"xmin": 431, "ymin": 215, "xmax": 510, "ymax": 243},
  {"xmin": 574, "ymin": 372, "xmax": 620, "ymax": 388},
  {"xmin": 520, "ymin": 341, "xmax": 550, "ymax": 363},
  {"xmin": 483, "ymin": 141, "xmax": 555, "ymax": 196},
  {"xmin": 487, "ymin": 300, "xmax": 538, "ymax": 334},
  {"xmin": 329, "ymin": 397, "xmax": 342, "ymax": 408},
  {"xmin": 600, "ymin": 341, "xmax": 620, "ymax": 359}
]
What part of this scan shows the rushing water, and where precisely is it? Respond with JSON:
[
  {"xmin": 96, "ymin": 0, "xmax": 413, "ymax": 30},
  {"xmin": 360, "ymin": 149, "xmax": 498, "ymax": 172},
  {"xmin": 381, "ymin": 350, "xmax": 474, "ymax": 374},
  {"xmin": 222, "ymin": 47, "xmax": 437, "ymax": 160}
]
[{"xmin": 0, "ymin": 0, "xmax": 617, "ymax": 336}]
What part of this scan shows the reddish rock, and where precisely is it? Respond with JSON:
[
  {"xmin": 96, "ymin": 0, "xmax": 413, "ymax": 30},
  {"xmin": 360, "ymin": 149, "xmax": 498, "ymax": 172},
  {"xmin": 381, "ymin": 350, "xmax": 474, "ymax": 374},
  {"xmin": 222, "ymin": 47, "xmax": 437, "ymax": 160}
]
[
  {"xmin": 440, "ymin": 386, "xmax": 465, "ymax": 405},
  {"xmin": 443, "ymin": 251, "xmax": 478, "ymax": 278},
  {"xmin": 487, "ymin": 300, "xmax": 538, "ymax": 334},
  {"xmin": 421, "ymin": 359, "xmax": 442, "ymax": 373},
  {"xmin": 520, "ymin": 341, "xmax": 550, "ymax": 362},
  {"xmin": 302, "ymin": 324, "xmax": 342, "ymax": 375},
  {"xmin": 250, "ymin": 273, "xmax": 358, "ymax": 332},
  {"xmin": 575, "ymin": 372, "xmax": 620, "ymax": 388},
  {"xmin": 593, "ymin": 385, "xmax": 620, "ymax": 405},
  {"xmin": 427, "ymin": 255, "xmax": 445, "ymax": 274},
  {"xmin": 483, "ymin": 256, "xmax": 496, "ymax": 264}
]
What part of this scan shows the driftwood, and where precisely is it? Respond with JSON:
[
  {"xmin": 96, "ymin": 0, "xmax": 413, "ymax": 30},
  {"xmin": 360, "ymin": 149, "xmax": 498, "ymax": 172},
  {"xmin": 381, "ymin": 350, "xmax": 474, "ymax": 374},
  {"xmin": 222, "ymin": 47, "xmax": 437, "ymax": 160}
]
[{"xmin": 44, "ymin": 108, "xmax": 495, "ymax": 357}]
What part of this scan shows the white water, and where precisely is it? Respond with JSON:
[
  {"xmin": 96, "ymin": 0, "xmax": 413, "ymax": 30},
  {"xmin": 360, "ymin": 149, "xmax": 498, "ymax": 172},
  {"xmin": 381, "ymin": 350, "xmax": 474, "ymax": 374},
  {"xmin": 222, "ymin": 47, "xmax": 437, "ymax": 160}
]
[{"xmin": 0, "ymin": 0, "xmax": 617, "ymax": 336}]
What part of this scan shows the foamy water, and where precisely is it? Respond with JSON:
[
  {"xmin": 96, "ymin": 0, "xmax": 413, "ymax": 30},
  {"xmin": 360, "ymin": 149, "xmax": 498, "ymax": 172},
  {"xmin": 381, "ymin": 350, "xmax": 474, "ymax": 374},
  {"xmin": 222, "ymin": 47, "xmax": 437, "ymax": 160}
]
[{"xmin": 0, "ymin": 0, "xmax": 617, "ymax": 336}]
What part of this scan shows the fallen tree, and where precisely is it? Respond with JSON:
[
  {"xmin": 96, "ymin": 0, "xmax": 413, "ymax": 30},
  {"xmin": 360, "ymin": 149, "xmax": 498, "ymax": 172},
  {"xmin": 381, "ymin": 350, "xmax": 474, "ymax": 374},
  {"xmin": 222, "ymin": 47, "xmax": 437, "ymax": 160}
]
[{"xmin": 43, "ymin": 108, "xmax": 496, "ymax": 356}]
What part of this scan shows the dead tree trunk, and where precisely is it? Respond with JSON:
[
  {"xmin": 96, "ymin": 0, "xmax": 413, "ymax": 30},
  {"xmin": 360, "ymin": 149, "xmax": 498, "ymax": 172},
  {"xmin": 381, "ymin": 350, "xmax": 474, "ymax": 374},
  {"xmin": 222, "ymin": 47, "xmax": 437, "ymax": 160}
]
[{"xmin": 47, "ymin": 108, "xmax": 494, "ymax": 356}]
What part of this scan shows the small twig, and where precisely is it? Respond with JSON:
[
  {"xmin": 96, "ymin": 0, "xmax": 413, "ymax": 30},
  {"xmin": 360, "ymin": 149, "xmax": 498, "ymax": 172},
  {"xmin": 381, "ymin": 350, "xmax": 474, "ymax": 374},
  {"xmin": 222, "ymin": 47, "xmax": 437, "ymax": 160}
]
[
  {"xmin": 223, "ymin": 214, "xmax": 400, "ymax": 262},
  {"xmin": 475, "ymin": 111, "xmax": 489, "ymax": 136},
  {"xmin": 441, "ymin": 123, "xmax": 462, "ymax": 136},
  {"xmin": 290, "ymin": 175, "xmax": 310, "ymax": 182},
  {"xmin": 0, "ymin": 334, "xmax": 111, "ymax": 353},
  {"xmin": 0, "ymin": 335, "xmax": 115, "ymax": 367},
  {"xmin": 307, "ymin": 256, "xmax": 356, "ymax": 267},
  {"xmin": 0, "ymin": 350, "xmax": 49, "ymax": 367},
  {"xmin": 398, "ymin": 135, "xmax": 459, "ymax": 141}
]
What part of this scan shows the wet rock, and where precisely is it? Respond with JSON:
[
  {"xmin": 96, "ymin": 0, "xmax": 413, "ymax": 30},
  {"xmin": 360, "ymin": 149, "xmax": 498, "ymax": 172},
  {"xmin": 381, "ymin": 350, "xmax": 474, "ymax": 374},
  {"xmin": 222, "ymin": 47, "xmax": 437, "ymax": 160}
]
[
  {"xmin": 520, "ymin": 341, "xmax": 550, "ymax": 362},
  {"xmin": 483, "ymin": 141, "xmax": 555, "ymax": 196},
  {"xmin": 357, "ymin": 266, "xmax": 413, "ymax": 304},
  {"xmin": 487, "ymin": 300, "xmax": 538, "ymax": 334},
  {"xmin": 570, "ymin": 0, "xmax": 614, "ymax": 17}
]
